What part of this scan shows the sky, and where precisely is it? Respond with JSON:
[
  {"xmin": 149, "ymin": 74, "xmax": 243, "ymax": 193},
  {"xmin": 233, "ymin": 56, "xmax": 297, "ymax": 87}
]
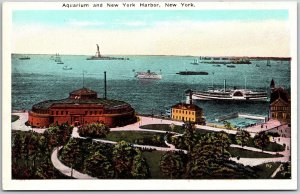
[{"xmin": 12, "ymin": 10, "xmax": 290, "ymax": 57}]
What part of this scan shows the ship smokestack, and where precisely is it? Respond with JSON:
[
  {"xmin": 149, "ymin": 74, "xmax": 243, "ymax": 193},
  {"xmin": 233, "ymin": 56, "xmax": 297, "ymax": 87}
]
[
  {"xmin": 104, "ymin": 71, "xmax": 107, "ymax": 99},
  {"xmin": 189, "ymin": 90, "xmax": 193, "ymax": 105}
]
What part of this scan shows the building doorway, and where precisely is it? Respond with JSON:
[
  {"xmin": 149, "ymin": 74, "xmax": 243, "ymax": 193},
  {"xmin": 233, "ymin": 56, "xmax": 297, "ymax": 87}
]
[{"xmin": 71, "ymin": 115, "xmax": 83, "ymax": 126}]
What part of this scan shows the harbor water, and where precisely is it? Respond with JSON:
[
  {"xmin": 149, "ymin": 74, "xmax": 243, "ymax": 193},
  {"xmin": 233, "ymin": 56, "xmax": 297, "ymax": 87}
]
[{"xmin": 12, "ymin": 54, "xmax": 290, "ymax": 123}]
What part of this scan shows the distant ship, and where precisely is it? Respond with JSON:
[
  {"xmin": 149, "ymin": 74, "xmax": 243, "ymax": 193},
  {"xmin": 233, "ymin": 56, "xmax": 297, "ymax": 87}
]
[
  {"xmin": 226, "ymin": 65, "xmax": 236, "ymax": 68},
  {"xmin": 189, "ymin": 80, "xmax": 268, "ymax": 101},
  {"xmin": 19, "ymin": 56, "xmax": 30, "ymax": 60},
  {"xmin": 135, "ymin": 70, "xmax": 162, "ymax": 80},
  {"xmin": 63, "ymin": 65, "xmax": 72, "ymax": 70},
  {"xmin": 86, "ymin": 44, "xmax": 129, "ymax": 60},
  {"xmin": 176, "ymin": 71, "xmax": 208, "ymax": 75},
  {"xmin": 190, "ymin": 59, "xmax": 199, "ymax": 65},
  {"xmin": 266, "ymin": 60, "xmax": 271, "ymax": 67}
]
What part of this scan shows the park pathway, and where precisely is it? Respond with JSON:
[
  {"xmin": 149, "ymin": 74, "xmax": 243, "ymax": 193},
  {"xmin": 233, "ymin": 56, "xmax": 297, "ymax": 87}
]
[
  {"xmin": 72, "ymin": 127, "xmax": 188, "ymax": 153},
  {"xmin": 51, "ymin": 146, "xmax": 95, "ymax": 179},
  {"xmin": 270, "ymin": 164, "xmax": 283, "ymax": 178}
]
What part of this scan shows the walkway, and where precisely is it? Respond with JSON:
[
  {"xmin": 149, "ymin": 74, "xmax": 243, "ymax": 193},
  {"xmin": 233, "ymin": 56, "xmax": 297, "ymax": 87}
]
[
  {"xmin": 51, "ymin": 146, "xmax": 95, "ymax": 179},
  {"xmin": 11, "ymin": 112, "xmax": 46, "ymax": 133},
  {"xmin": 270, "ymin": 164, "xmax": 283, "ymax": 178},
  {"xmin": 72, "ymin": 127, "xmax": 188, "ymax": 154}
]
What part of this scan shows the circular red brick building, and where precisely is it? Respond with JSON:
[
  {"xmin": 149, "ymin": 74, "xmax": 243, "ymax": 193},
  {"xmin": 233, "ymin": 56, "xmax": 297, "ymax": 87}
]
[{"xmin": 28, "ymin": 87, "xmax": 136, "ymax": 128}]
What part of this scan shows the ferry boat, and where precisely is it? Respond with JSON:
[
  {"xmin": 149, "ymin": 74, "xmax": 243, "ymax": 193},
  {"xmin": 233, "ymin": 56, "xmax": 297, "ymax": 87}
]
[
  {"xmin": 135, "ymin": 70, "xmax": 162, "ymax": 80},
  {"xmin": 189, "ymin": 80, "xmax": 268, "ymax": 101}
]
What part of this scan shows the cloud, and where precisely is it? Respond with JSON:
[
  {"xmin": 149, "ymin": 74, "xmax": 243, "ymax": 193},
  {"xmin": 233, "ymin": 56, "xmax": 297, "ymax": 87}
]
[
  {"xmin": 67, "ymin": 19, "xmax": 105, "ymax": 27},
  {"xmin": 12, "ymin": 19, "xmax": 290, "ymax": 57}
]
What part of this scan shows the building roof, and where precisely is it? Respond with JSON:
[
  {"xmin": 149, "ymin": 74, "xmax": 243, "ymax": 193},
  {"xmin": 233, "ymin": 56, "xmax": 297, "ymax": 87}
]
[
  {"xmin": 270, "ymin": 87, "xmax": 290, "ymax": 105},
  {"xmin": 172, "ymin": 103, "xmax": 202, "ymax": 111},
  {"xmin": 69, "ymin": 87, "xmax": 97, "ymax": 96},
  {"xmin": 32, "ymin": 98, "xmax": 131, "ymax": 110}
]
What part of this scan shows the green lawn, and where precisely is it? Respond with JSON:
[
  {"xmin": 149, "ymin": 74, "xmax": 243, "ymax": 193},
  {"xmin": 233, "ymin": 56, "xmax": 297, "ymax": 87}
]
[
  {"xmin": 140, "ymin": 124, "xmax": 212, "ymax": 135},
  {"xmin": 11, "ymin": 115, "xmax": 20, "ymax": 122},
  {"xmin": 142, "ymin": 151, "xmax": 167, "ymax": 179},
  {"xmin": 254, "ymin": 162, "xmax": 282, "ymax": 179},
  {"xmin": 104, "ymin": 131, "xmax": 168, "ymax": 147},
  {"xmin": 228, "ymin": 147, "xmax": 283, "ymax": 158},
  {"xmin": 140, "ymin": 124, "xmax": 184, "ymax": 133}
]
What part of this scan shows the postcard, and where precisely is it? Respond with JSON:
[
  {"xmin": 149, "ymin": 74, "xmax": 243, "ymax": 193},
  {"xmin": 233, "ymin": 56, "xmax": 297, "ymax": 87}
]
[{"xmin": 2, "ymin": 1, "xmax": 297, "ymax": 190}]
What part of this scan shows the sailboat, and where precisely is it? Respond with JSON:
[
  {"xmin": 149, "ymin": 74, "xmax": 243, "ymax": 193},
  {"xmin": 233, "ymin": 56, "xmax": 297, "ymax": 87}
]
[{"xmin": 190, "ymin": 59, "xmax": 199, "ymax": 65}]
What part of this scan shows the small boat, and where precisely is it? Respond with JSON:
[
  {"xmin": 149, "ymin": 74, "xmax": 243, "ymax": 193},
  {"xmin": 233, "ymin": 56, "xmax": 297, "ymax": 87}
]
[
  {"xmin": 266, "ymin": 60, "xmax": 271, "ymax": 67},
  {"xmin": 256, "ymin": 64, "xmax": 260, "ymax": 67},
  {"xmin": 19, "ymin": 56, "xmax": 30, "ymax": 60},
  {"xmin": 63, "ymin": 65, "xmax": 72, "ymax": 70},
  {"xmin": 226, "ymin": 65, "xmax": 236, "ymax": 68},
  {"xmin": 213, "ymin": 64, "xmax": 221, "ymax": 67},
  {"xmin": 190, "ymin": 59, "xmax": 199, "ymax": 65},
  {"xmin": 176, "ymin": 71, "xmax": 208, "ymax": 75},
  {"xmin": 135, "ymin": 70, "xmax": 162, "ymax": 80}
]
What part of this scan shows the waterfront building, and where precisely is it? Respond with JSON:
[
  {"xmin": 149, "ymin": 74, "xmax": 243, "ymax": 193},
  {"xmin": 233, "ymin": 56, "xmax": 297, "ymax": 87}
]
[
  {"xmin": 171, "ymin": 103, "xmax": 205, "ymax": 124},
  {"xmin": 269, "ymin": 79, "xmax": 291, "ymax": 124},
  {"xmin": 28, "ymin": 87, "xmax": 136, "ymax": 128},
  {"xmin": 171, "ymin": 92, "xmax": 205, "ymax": 124}
]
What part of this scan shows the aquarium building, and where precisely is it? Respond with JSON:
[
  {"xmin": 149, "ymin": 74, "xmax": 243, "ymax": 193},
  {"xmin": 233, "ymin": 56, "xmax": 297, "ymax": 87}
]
[{"xmin": 28, "ymin": 87, "xmax": 136, "ymax": 128}]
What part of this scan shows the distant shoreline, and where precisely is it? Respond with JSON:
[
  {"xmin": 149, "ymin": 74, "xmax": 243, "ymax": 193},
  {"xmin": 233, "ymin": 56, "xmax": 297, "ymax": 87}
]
[{"xmin": 12, "ymin": 53, "xmax": 291, "ymax": 60}]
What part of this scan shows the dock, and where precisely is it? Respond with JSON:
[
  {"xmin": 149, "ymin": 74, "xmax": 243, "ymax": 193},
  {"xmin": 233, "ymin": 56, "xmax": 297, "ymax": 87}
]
[{"xmin": 216, "ymin": 112, "xmax": 266, "ymax": 122}]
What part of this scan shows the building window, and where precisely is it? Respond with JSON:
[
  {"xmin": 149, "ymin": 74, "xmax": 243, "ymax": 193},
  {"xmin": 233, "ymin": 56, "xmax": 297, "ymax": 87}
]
[
  {"xmin": 56, "ymin": 111, "xmax": 58, "ymax": 115},
  {"xmin": 95, "ymin": 111, "xmax": 97, "ymax": 115},
  {"xmin": 51, "ymin": 111, "xmax": 54, "ymax": 115},
  {"xmin": 66, "ymin": 111, "xmax": 68, "ymax": 115},
  {"xmin": 90, "ymin": 111, "xmax": 92, "ymax": 115},
  {"xmin": 85, "ymin": 111, "xmax": 88, "ymax": 115},
  {"xmin": 61, "ymin": 111, "xmax": 63, "ymax": 115}
]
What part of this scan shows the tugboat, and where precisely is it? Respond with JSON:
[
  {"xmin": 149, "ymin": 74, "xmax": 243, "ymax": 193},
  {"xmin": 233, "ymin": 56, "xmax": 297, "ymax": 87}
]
[{"xmin": 134, "ymin": 70, "xmax": 162, "ymax": 80}]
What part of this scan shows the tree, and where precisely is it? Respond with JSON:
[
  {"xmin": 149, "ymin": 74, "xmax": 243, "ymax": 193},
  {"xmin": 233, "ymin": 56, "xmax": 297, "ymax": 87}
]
[
  {"xmin": 223, "ymin": 121, "xmax": 233, "ymax": 130},
  {"xmin": 131, "ymin": 150, "xmax": 149, "ymax": 179},
  {"xmin": 60, "ymin": 138, "xmax": 84, "ymax": 170},
  {"xmin": 216, "ymin": 131, "xmax": 231, "ymax": 158},
  {"xmin": 182, "ymin": 122, "xmax": 198, "ymax": 152},
  {"xmin": 83, "ymin": 151, "xmax": 114, "ymax": 179},
  {"xmin": 78, "ymin": 123, "xmax": 110, "ymax": 138},
  {"xmin": 254, "ymin": 131, "xmax": 270, "ymax": 152},
  {"xmin": 185, "ymin": 133, "xmax": 232, "ymax": 178},
  {"xmin": 235, "ymin": 130, "xmax": 251, "ymax": 147},
  {"xmin": 112, "ymin": 141, "xmax": 136, "ymax": 178},
  {"xmin": 160, "ymin": 152, "xmax": 184, "ymax": 179}
]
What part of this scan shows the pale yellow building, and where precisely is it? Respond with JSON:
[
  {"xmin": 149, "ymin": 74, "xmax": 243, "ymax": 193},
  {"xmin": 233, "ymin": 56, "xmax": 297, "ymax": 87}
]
[{"xmin": 171, "ymin": 103, "xmax": 205, "ymax": 125}]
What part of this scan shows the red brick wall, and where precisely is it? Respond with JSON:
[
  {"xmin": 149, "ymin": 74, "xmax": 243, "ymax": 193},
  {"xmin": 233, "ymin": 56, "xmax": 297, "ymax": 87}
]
[
  {"xmin": 28, "ymin": 111, "xmax": 50, "ymax": 128},
  {"xmin": 29, "ymin": 103, "xmax": 135, "ymax": 128}
]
